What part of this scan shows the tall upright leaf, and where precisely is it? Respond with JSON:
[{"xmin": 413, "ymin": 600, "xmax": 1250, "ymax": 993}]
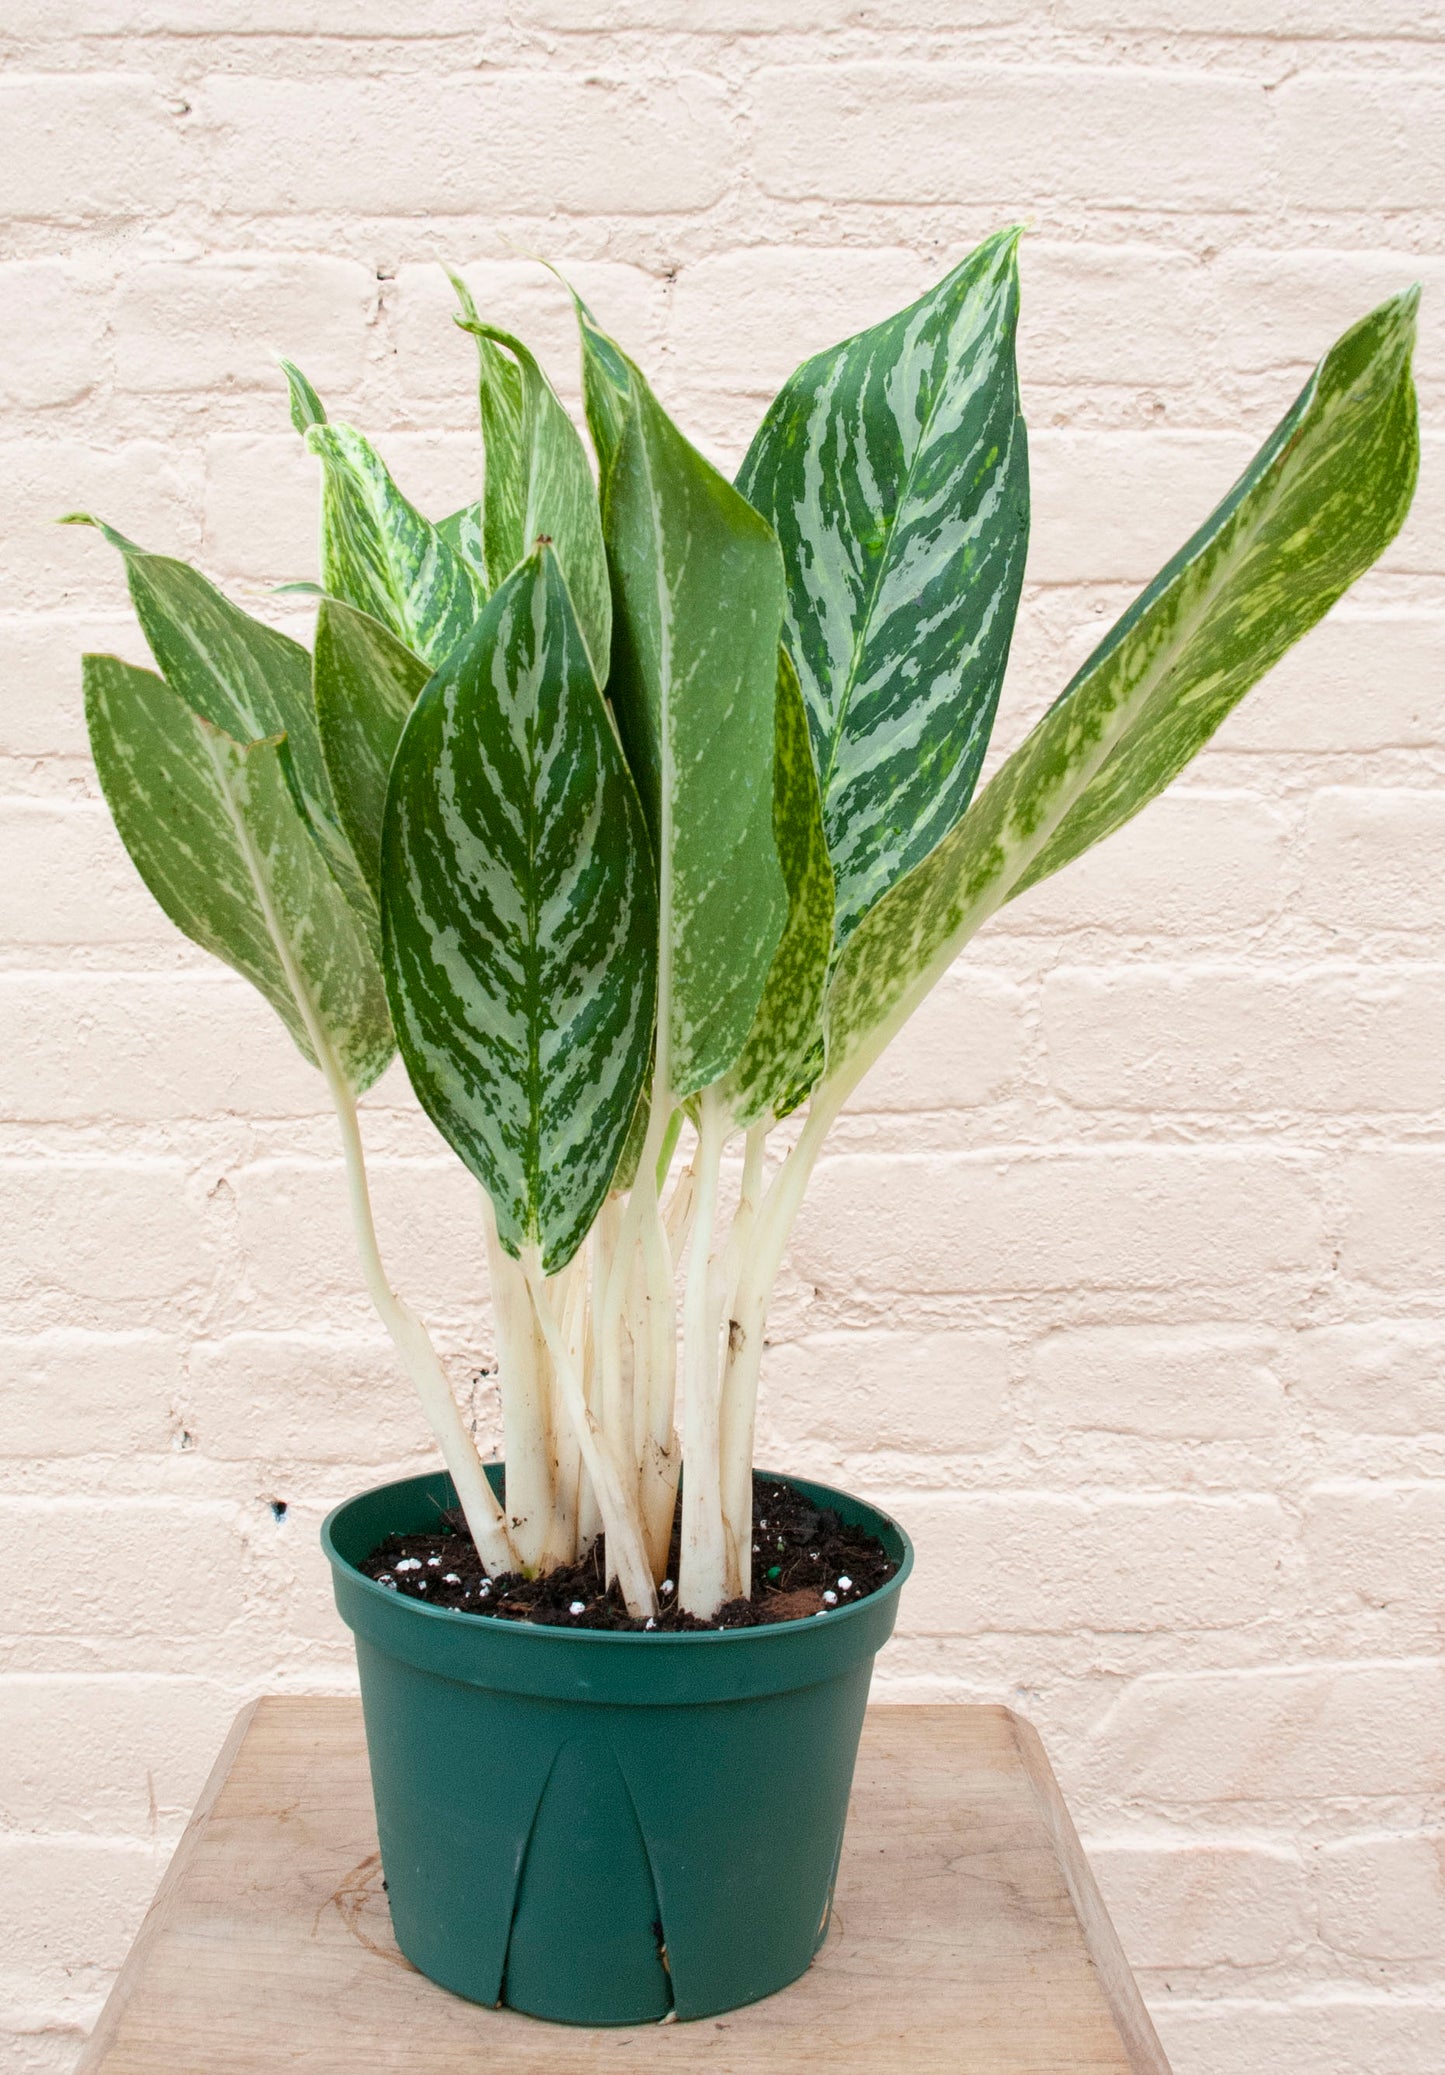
[
  {"xmin": 300, "ymin": 416, "xmax": 486, "ymax": 668},
  {"xmin": 603, "ymin": 355, "xmax": 788, "ymax": 1101},
  {"xmin": 383, "ymin": 549, "xmax": 656, "ymax": 1272},
  {"xmin": 453, "ymin": 305, "xmax": 611, "ymax": 679},
  {"xmin": 62, "ymin": 518, "xmax": 375, "ymax": 929},
  {"xmin": 738, "ymin": 228, "xmax": 1029, "ymax": 949},
  {"xmin": 826, "ymin": 290, "xmax": 1421, "ymax": 1085},
  {"xmin": 447, "ymin": 271, "xmax": 527, "ymax": 595},
  {"xmin": 718, "ymin": 650, "xmax": 834, "ymax": 1126},
  {"xmin": 313, "ymin": 598, "xmax": 430, "ymax": 903},
  {"xmin": 572, "ymin": 290, "xmax": 633, "ymax": 483},
  {"xmin": 85, "ymin": 655, "xmax": 393, "ymax": 1092},
  {"xmin": 280, "ymin": 358, "xmax": 327, "ymax": 435}
]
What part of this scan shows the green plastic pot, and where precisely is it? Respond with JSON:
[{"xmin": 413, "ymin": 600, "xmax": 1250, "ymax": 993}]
[{"xmin": 323, "ymin": 1465, "xmax": 911, "ymax": 2026}]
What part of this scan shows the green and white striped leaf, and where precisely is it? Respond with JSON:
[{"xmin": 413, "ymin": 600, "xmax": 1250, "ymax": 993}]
[
  {"xmin": 572, "ymin": 290, "xmax": 633, "ymax": 483},
  {"xmin": 826, "ymin": 289, "xmax": 1421, "ymax": 1087},
  {"xmin": 313, "ymin": 597, "xmax": 430, "ymax": 903},
  {"xmin": 302, "ymin": 418, "xmax": 486, "ymax": 668},
  {"xmin": 719, "ymin": 650, "xmax": 835, "ymax": 1126},
  {"xmin": 84, "ymin": 654, "xmax": 393, "ymax": 1093},
  {"xmin": 447, "ymin": 271, "xmax": 527, "ymax": 595},
  {"xmin": 382, "ymin": 548, "xmax": 656, "ymax": 1272},
  {"xmin": 437, "ymin": 501, "xmax": 486, "ymax": 578},
  {"xmin": 602, "ymin": 353, "xmax": 788, "ymax": 1102},
  {"xmin": 453, "ymin": 309, "xmax": 611, "ymax": 679},
  {"xmin": 62, "ymin": 517, "xmax": 376, "ymax": 929},
  {"xmin": 738, "ymin": 228, "xmax": 1030, "ymax": 951},
  {"xmin": 281, "ymin": 358, "xmax": 327, "ymax": 435}
]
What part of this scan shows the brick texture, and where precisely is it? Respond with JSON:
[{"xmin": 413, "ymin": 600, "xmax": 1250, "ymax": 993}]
[{"xmin": 4, "ymin": 10, "xmax": 1442, "ymax": 2074}]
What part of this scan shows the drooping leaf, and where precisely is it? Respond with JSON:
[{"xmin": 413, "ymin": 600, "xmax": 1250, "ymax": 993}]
[
  {"xmin": 825, "ymin": 289, "xmax": 1421, "ymax": 1086},
  {"xmin": 313, "ymin": 597, "xmax": 430, "ymax": 903},
  {"xmin": 719, "ymin": 650, "xmax": 835, "ymax": 1125},
  {"xmin": 602, "ymin": 354, "xmax": 788, "ymax": 1102},
  {"xmin": 84, "ymin": 654, "xmax": 393, "ymax": 1093},
  {"xmin": 280, "ymin": 358, "xmax": 327, "ymax": 434},
  {"xmin": 738, "ymin": 227, "xmax": 1029, "ymax": 950},
  {"xmin": 382, "ymin": 548, "xmax": 656, "ymax": 1273},
  {"xmin": 303, "ymin": 420, "xmax": 486, "ymax": 668},
  {"xmin": 61, "ymin": 517, "xmax": 376, "ymax": 928},
  {"xmin": 453, "ymin": 310, "xmax": 611, "ymax": 679},
  {"xmin": 437, "ymin": 501, "xmax": 486, "ymax": 578},
  {"xmin": 447, "ymin": 270, "xmax": 527, "ymax": 595}
]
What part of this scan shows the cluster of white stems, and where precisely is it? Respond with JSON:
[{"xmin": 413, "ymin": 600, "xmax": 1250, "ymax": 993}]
[{"xmin": 327, "ymin": 1066, "xmax": 846, "ymax": 1622}]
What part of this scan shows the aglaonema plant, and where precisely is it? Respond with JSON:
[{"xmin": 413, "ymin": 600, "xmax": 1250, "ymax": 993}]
[{"xmin": 68, "ymin": 232, "xmax": 1419, "ymax": 1620}]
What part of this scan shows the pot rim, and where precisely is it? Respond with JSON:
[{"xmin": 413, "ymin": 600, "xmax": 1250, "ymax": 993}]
[{"xmin": 321, "ymin": 1463, "xmax": 913, "ymax": 1653}]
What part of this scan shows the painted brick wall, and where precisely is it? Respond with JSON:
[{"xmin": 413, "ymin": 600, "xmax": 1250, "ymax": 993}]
[{"xmin": 2, "ymin": 5, "xmax": 1442, "ymax": 2070}]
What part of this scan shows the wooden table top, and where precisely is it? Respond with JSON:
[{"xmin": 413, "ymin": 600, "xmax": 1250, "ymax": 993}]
[{"xmin": 77, "ymin": 1696, "xmax": 1171, "ymax": 2073}]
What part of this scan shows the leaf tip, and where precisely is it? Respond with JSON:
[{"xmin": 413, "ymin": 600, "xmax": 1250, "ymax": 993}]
[{"xmin": 280, "ymin": 358, "xmax": 328, "ymax": 435}]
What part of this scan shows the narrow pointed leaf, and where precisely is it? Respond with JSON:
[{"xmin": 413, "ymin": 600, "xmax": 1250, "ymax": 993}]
[
  {"xmin": 304, "ymin": 421, "xmax": 486, "ymax": 668},
  {"xmin": 738, "ymin": 228, "xmax": 1029, "ymax": 949},
  {"xmin": 603, "ymin": 358, "xmax": 788, "ymax": 1101},
  {"xmin": 572, "ymin": 291, "xmax": 633, "ymax": 482},
  {"xmin": 84, "ymin": 654, "xmax": 393, "ymax": 1093},
  {"xmin": 64, "ymin": 519, "xmax": 376, "ymax": 927},
  {"xmin": 382, "ymin": 549, "xmax": 656, "ymax": 1273},
  {"xmin": 719, "ymin": 650, "xmax": 835, "ymax": 1126},
  {"xmin": 280, "ymin": 358, "xmax": 327, "ymax": 434},
  {"xmin": 448, "ymin": 271, "xmax": 527, "ymax": 594},
  {"xmin": 826, "ymin": 290, "xmax": 1421, "ymax": 1084},
  {"xmin": 454, "ymin": 314, "xmax": 611, "ymax": 678},
  {"xmin": 313, "ymin": 597, "xmax": 430, "ymax": 902}
]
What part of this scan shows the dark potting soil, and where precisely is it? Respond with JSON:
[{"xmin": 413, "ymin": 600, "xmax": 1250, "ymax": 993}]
[{"xmin": 358, "ymin": 1474, "xmax": 895, "ymax": 1632}]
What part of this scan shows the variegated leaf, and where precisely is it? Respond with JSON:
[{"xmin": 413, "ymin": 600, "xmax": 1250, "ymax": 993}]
[
  {"xmin": 738, "ymin": 228, "xmax": 1029, "ymax": 950},
  {"xmin": 719, "ymin": 650, "xmax": 835, "ymax": 1125},
  {"xmin": 382, "ymin": 548, "xmax": 656, "ymax": 1272},
  {"xmin": 453, "ymin": 309, "xmax": 611, "ymax": 679},
  {"xmin": 602, "ymin": 352, "xmax": 788, "ymax": 1101},
  {"xmin": 447, "ymin": 271, "xmax": 527, "ymax": 595},
  {"xmin": 62, "ymin": 517, "xmax": 376, "ymax": 928},
  {"xmin": 572, "ymin": 289, "xmax": 633, "ymax": 482},
  {"xmin": 301, "ymin": 415, "xmax": 486, "ymax": 668},
  {"xmin": 313, "ymin": 597, "xmax": 430, "ymax": 902},
  {"xmin": 437, "ymin": 501, "xmax": 486, "ymax": 578},
  {"xmin": 281, "ymin": 358, "xmax": 327, "ymax": 435},
  {"xmin": 84, "ymin": 654, "xmax": 393, "ymax": 1093},
  {"xmin": 826, "ymin": 289, "xmax": 1421, "ymax": 1086}
]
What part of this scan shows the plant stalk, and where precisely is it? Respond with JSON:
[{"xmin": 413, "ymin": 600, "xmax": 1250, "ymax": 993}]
[
  {"xmin": 678, "ymin": 1089, "xmax": 731, "ymax": 1615},
  {"xmin": 204, "ymin": 731, "xmax": 515, "ymax": 1575},
  {"xmin": 719, "ymin": 1091, "xmax": 841, "ymax": 1595},
  {"xmin": 523, "ymin": 1249, "xmax": 659, "ymax": 1619}
]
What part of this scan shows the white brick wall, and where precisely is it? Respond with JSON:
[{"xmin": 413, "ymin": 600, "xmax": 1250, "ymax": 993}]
[{"xmin": 2, "ymin": 6, "xmax": 1441, "ymax": 2071}]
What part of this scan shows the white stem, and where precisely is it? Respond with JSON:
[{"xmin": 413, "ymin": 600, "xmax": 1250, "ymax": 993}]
[
  {"xmin": 328, "ymin": 1093, "xmax": 516, "ymax": 1573},
  {"xmin": 524, "ymin": 1250, "xmax": 658, "ymax": 1618},
  {"xmin": 481, "ymin": 1190, "xmax": 564, "ymax": 1573},
  {"xmin": 592, "ymin": 1196, "xmax": 632, "ymax": 1475},
  {"xmin": 719, "ymin": 1092, "xmax": 840, "ymax": 1596},
  {"xmin": 201, "ymin": 732, "xmax": 514, "ymax": 1575},
  {"xmin": 678, "ymin": 1089, "xmax": 731, "ymax": 1616},
  {"xmin": 637, "ymin": 1200, "xmax": 681, "ymax": 1581},
  {"xmin": 665, "ymin": 1146, "xmax": 699, "ymax": 1267}
]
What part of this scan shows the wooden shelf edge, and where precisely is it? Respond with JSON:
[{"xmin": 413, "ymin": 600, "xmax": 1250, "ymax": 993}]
[{"xmin": 74, "ymin": 1700, "xmax": 263, "ymax": 2075}]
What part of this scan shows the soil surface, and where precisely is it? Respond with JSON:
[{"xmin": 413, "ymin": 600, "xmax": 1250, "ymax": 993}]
[{"xmin": 359, "ymin": 1474, "xmax": 895, "ymax": 1631}]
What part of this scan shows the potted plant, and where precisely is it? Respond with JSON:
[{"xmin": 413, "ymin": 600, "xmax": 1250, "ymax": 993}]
[{"xmin": 66, "ymin": 229, "xmax": 1419, "ymax": 2027}]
